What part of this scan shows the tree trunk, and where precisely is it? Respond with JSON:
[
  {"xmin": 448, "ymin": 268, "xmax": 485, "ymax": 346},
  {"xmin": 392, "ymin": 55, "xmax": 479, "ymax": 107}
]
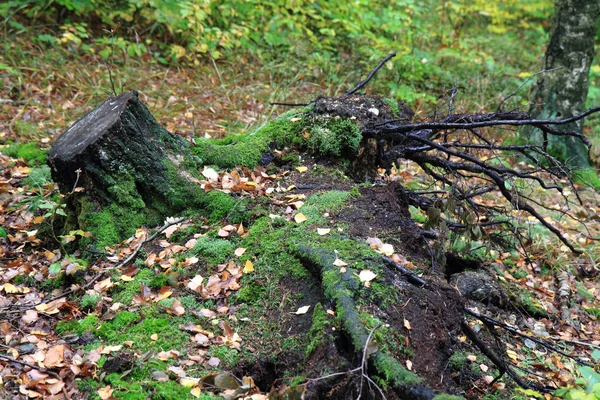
[
  {"xmin": 527, "ymin": 0, "xmax": 600, "ymax": 169},
  {"xmin": 47, "ymin": 91, "xmax": 206, "ymax": 249}
]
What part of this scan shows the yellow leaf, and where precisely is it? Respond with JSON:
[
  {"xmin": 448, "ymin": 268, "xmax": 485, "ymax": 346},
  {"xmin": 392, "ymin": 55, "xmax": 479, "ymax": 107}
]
[
  {"xmin": 295, "ymin": 166, "xmax": 308, "ymax": 173},
  {"xmin": 404, "ymin": 319, "xmax": 412, "ymax": 330},
  {"xmin": 243, "ymin": 260, "xmax": 254, "ymax": 273},
  {"xmin": 180, "ymin": 377, "xmax": 200, "ymax": 387},
  {"xmin": 317, "ymin": 228, "xmax": 331, "ymax": 236},
  {"xmin": 151, "ymin": 334, "xmax": 158, "ymax": 341},
  {"xmin": 120, "ymin": 275, "xmax": 133, "ymax": 282},
  {"xmin": 339, "ymin": 267, "xmax": 347, "ymax": 274},
  {"xmin": 295, "ymin": 306, "xmax": 310, "ymax": 315},
  {"xmin": 190, "ymin": 387, "xmax": 201, "ymax": 398},
  {"xmin": 294, "ymin": 213, "xmax": 308, "ymax": 223}
]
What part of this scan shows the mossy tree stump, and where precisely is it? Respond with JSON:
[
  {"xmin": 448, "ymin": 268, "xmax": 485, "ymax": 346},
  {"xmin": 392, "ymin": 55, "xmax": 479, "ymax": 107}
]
[{"xmin": 47, "ymin": 91, "xmax": 205, "ymax": 248}]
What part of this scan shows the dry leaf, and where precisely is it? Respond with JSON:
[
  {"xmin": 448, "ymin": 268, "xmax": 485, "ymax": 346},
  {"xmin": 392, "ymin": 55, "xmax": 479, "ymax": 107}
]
[
  {"xmin": 404, "ymin": 319, "xmax": 412, "ymax": 330},
  {"xmin": 406, "ymin": 360, "xmax": 413, "ymax": 370},
  {"xmin": 188, "ymin": 275, "xmax": 204, "ymax": 291},
  {"xmin": 98, "ymin": 386, "xmax": 114, "ymax": 400},
  {"xmin": 151, "ymin": 334, "xmax": 158, "ymax": 341},
  {"xmin": 333, "ymin": 258, "xmax": 348, "ymax": 267},
  {"xmin": 358, "ymin": 270, "xmax": 376, "ymax": 283},
  {"xmin": 378, "ymin": 243, "xmax": 394, "ymax": 256},
  {"xmin": 480, "ymin": 364, "xmax": 489, "ymax": 372},
  {"xmin": 467, "ymin": 355, "xmax": 477, "ymax": 362},
  {"xmin": 294, "ymin": 213, "xmax": 308, "ymax": 223},
  {"xmin": 317, "ymin": 228, "xmax": 331, "ymax": 235},
  {"xmin": 296, "ymin": 166, "xmax": 308, "ymax": 173},
  {"xmin": 202, "ymin": 168, "xmax": 219, "ymax": 181},
  {"xmin": 234, "ymin": 247, "xmax": 247, "ymax": 257},
  {"xmin": 295, "ymin": 306, "xmax": 310, "ymax": 315},
  {"xmin": 339, "ymin": 267, "xmax": 347, "ymax": 274}
]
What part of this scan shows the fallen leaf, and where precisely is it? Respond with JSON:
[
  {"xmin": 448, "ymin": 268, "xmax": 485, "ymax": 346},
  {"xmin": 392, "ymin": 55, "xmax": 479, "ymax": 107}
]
[
  {"xmin": 294, "ymin": 213, "xmax": 308, "ymax": 223},
  {"xmin": 295, "ymin": 306, "xmax": 310, "ymax": 315},
  {"xmin": 480, "ymin": 364, "xmax": 489, "ymax": 372},
  {"xmin": 404, "ymin": 319, "xmax": 412, "ymax": 330},
  {"xmin": 406, "ymin": 360, "xmax": 412, "ymax": 370},
  {"xmin": 188, "ymin": 275, "xmax": 204, "ymax": 291},
  {"xmin": 151, "ymin": 334, "xmax": 158, "ymax": 341},
  {"xmin": 333, "ymin": 258, "xmax": 348, "ymax": 267},
  {"xmin": 317, "ymin": 228, "xmax": 331, "ymax": 235},
  {"xmin": 202, "ymin": 168, "xmax": 219, "ymax": 181},
  {"xmin": 243, "ymin": 260, "xmax": 254, "ymax": 273},
  {"xmin": 378, "ymin": 243, "xmax": 394, "ymax": 256},
  {"xmin": 467, "ymin": 355, "xmax": 477, "ymax": 362},
  {"xmin": 358, "ymin": 270, "xmax": 376, "ymax": 283},
  {"xmin": 208, "ymin": 357, "xmax": 221, "ymax": 367},
  {"xmin": 339, "ymin": 267, "xmax": 347, "ymax": 274},
  {"xmin": 296, "ymin": 166, "xmax": 308, "ymax": 173},
  {"xmin": 234, "ymin": 247, "xmax": 247, "ymax": 257},
  {"xmin": 98, "ymin": 385, "xmax": 114, "ymax": 400}
]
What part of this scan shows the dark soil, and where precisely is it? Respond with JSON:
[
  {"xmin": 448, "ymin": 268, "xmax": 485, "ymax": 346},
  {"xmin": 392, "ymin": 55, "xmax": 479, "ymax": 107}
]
[{"xmin": 339, "ymin": 182, "xmax": 427, "ymax": 263}]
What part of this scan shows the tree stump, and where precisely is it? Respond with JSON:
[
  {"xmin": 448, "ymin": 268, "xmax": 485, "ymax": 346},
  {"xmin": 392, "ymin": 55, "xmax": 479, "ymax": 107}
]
[{"xmin": 47, "ymin": 91, "xmax": 204, "ymax": 249}]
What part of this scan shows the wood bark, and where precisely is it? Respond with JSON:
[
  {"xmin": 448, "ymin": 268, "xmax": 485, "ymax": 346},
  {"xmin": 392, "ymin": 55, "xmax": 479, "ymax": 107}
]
[{"xmin": 527, "ymin": 0, "xmax": 600, "ymax": 168}]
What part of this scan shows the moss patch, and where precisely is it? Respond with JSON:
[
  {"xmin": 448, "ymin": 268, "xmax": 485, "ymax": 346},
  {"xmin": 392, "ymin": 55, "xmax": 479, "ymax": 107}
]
[{"xmin": 1, "ymin": 142, "xmax": 47, "ymax": 165}]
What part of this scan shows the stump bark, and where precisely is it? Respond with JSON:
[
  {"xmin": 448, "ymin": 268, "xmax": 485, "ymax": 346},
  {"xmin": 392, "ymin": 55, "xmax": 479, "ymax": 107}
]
[{"xmin": 47, "ymin": 91, "xmax": 204, "ymax": 248}]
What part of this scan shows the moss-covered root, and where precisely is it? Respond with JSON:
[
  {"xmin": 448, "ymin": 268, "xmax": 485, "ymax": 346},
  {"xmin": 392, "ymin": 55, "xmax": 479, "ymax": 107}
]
[{"xmin": 294, "ymin": 246, "xmax": 463, "ymax": 400}]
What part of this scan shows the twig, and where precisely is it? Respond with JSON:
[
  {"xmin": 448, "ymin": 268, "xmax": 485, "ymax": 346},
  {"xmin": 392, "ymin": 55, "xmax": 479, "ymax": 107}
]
[
  {"xmin": 308, "ymin": 324, "xmax": 387, "ymax": 400},
  {"xmin": 344, "ymin": 53, "xmax": 397, "ymax": 96}
]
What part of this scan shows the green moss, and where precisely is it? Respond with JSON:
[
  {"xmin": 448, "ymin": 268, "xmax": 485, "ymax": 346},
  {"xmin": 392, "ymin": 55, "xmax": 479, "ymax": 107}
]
[
  {"xmin": 432, "ymin": 395, "xmax": 465, "ymax": 400},
  {"xmin": 300, "ymin": 190, "xmax": 351, "ymax": 223},
  {"xmin": 206, "ymin": 346, "xmax": 241, "ymax": 368},
  {"xmin": 148, "ymin": 274, "xmax": 169, "ymax": 290},
  {"xmin": 78, "ymin": 197, "xmax": 147, "ymax": 250},
  {"xmin": 305, "ymin": 303, "xmax": 330, "ymax": 357},
  {"xmin": 1, "ymin": 142, "xmax": 47, "ymax": 165},
  {"xmin": 191, "ymin": 235, "xmax": 235, "ymax": 266},
  {"xmin": 364, "ymin": 315, "xmax": 412, "ymax": 358},
  {"xmin": 80, "ymin": 294, "xmax": 101, "ymax": 310},
  {"xmin": 371, "ymin": 352, "xmax": 422, "ymax": 387},
  {"xmin": 382, "ymin": 98, "xmax": 400, "ymax": 114},
  {"xmin": 65, "ymin": 309, "xmax": 190, "ymax": 352},
  {"xmin": 193, "ymin": 109, "xmax": 306, "ymax": 169},
  {"xmin": 112, "ymin": 268, "xmax": 155, "ymax": 304},
  {"xmin": 307, "ymin": 118, "xmax": 362, "ymax": 157},
  {"xmin": 0, "ymin": 227, "xmax": 7, "ymax": 238}
]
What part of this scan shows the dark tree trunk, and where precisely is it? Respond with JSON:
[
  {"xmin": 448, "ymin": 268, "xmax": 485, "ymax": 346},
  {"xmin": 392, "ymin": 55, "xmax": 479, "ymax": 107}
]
[
  {"xmin": 527, "ymin": 0, "xmax": 600, "ymax": 168},
  {"xmin": 47, "ymin": 91, "xmax": 204, "ymax": 249}
]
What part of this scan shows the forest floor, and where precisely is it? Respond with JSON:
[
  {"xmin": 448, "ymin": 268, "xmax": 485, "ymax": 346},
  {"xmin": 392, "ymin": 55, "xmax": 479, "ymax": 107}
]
[{"xmin": 2, "ymin": 38, "xmax": 600, "ymax": 400}]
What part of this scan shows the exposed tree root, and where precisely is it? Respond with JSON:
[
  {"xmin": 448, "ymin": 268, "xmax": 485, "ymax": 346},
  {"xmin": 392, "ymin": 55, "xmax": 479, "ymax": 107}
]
[{"xmin": 295, "ymin": 245, "xmax": 462, "ymax": 400}]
